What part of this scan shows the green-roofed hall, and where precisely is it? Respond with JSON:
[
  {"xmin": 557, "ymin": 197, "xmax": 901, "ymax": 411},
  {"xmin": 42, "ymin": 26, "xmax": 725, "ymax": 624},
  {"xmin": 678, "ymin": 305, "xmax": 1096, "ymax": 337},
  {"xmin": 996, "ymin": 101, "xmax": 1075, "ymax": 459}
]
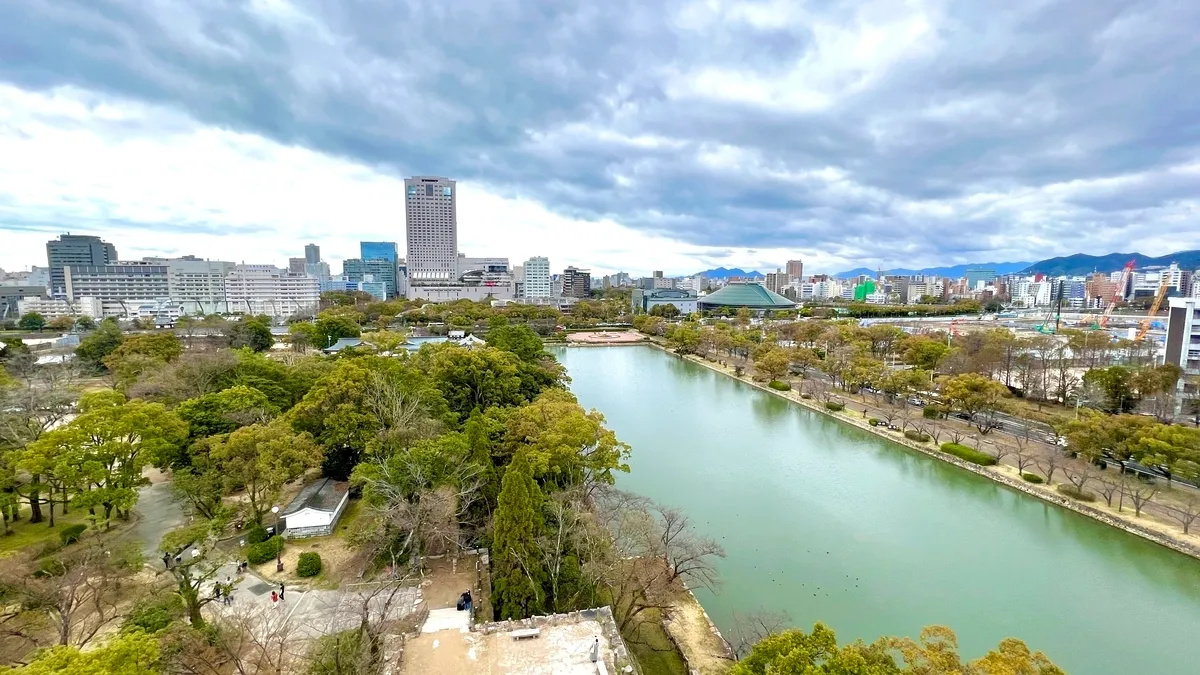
[{"xmin": 698, "ymin": 282, "xmax": 797, "ymax": 310}]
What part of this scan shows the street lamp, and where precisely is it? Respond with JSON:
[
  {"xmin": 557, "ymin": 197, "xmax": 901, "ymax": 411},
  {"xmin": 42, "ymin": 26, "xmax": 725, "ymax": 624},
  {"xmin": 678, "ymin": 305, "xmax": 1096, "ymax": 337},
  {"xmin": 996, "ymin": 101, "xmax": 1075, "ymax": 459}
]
[{"xmin": 271, "ymin": 506, "xmax": 283, "ymax": 572}]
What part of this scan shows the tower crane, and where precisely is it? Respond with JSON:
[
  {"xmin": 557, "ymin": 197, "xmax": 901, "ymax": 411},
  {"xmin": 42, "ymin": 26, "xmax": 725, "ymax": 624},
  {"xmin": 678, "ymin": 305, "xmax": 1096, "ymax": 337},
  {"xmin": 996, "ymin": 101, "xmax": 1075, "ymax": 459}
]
[
  {"xmin": 1098, "ymin": 259, "xmax": 1136, "ymax": 328},
  {"xmin": 1134, "ymin": 274, "xmax": 1172, "ymax": 342}
]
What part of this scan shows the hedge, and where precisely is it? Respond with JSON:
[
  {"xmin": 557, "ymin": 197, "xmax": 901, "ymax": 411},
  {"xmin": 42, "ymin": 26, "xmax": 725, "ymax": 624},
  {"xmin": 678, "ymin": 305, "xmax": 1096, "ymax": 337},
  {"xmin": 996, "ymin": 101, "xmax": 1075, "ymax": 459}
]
[
  {"xmin": 248, "ymin": 535, "xmax": 284, "ymax": 565},
  {"xmin": 1056, "ymin": 485, "xmax": 1096, "ymax": 502},
  {"xmin": 922, "ymin": 406, "xmax": 941, "ymax": 419},
  {"xmin": 904, "ymin": 430, "xmax": 931, "ymax": 443},
  {"xmin": 122, "ymin": 595, "xmax": 184, "ymax": 635},
  {"xmin": 1022, "ymin": 473, "xmax": 1044, "ymax": 484},
  {"xmin": 245, "ymin": 525, "xmax": 270, "ymax": 545},
  {"xmin": 824, "ymin": 402, "xmax": 844, "ymax": 412},
  {"xmin": 768, "ymin": 380, "xmax": 791, "ymax": 391},
  {"xmin": 800, "ymin": 393, "xmax": 812, "ymax": 399},
  {"xmin": 939, "ymin": 443, "xmax": 996, "ymax": 466},
  {"xmin": 297, "ymin": 552, "xmax": 323, "ymax": 578},
  {"xmin": 59, "ymin": 524, "xmax": 87, "ymax": 546},
  {"xmin": 868, "ymin": 418, "xmax": 882, "ymax": 426}
]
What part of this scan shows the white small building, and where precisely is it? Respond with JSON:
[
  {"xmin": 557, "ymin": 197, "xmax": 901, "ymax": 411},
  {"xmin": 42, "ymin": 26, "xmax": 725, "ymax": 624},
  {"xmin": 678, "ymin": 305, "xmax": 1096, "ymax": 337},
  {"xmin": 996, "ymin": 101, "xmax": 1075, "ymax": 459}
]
[{"xmin": 280, "ymin": 478, "xmax": 350, "ymax": 539}]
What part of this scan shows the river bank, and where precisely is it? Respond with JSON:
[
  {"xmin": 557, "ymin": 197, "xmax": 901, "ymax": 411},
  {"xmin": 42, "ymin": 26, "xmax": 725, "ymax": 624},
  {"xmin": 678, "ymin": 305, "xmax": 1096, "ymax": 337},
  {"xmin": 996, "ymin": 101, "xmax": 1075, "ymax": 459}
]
[{"xmin": 647, "ymin": 341, "xmax": 1200, "ymax": 562}]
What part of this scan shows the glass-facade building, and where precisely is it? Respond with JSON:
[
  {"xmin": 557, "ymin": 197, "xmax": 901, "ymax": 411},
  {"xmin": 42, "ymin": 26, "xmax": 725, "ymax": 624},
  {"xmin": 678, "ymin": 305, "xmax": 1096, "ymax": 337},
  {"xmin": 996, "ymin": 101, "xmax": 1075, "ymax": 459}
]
[
  {"xmin": 360, "ymin": 241, "xmax": 398, "ymax": 262},
  {"xmin": 343, "ymin": 258, "xmax": 398, "ymax": 299}
]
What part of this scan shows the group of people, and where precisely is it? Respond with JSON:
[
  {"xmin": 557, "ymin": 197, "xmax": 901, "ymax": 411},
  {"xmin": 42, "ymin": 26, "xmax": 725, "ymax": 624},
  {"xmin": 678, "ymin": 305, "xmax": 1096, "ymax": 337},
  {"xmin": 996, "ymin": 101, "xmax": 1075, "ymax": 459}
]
[{"xmin": 271, "ymin": 583, "xmax": 286, "ymax": 607}]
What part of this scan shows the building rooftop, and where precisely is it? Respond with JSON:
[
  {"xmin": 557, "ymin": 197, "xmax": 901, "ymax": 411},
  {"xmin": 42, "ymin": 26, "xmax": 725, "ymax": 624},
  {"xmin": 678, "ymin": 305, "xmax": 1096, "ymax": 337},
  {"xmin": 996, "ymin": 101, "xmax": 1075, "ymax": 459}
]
[
  {"xmin": 698, "ymin": 282, "xmax": 796, "ymax": 309},
  {"xmin": 281, "ymin": 478, "xmax": 348, "ymax": 515}
]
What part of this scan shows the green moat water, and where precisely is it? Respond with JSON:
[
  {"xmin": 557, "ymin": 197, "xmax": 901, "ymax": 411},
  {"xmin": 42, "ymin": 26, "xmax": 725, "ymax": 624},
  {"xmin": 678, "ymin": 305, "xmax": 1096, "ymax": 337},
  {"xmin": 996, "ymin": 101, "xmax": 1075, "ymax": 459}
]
[{"xmin": 559, "ymin": 346, "xmax": 1200, "ymax": 675}]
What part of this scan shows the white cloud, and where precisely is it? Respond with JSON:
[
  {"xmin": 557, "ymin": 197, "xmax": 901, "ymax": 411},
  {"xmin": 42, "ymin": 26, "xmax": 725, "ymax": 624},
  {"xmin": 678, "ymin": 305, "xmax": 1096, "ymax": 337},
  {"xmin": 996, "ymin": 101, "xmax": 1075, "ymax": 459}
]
[{"xmin": 0, "ymin": 85, "xmax": 830, "ymax": 277}]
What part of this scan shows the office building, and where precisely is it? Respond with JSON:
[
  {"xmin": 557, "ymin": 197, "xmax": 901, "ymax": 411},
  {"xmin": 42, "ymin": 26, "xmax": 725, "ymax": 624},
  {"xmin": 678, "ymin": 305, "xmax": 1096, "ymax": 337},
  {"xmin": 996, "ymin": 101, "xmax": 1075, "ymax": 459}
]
[
  {"xmin": 523, "ymin": 257, "xmax": 552, "ymax": 298},
  {"xmin": 46, "ymin": 234, "xmax": 118, "ymax": 297},
  {"xmin": 405, "ymin": 176, "xmax": 458, "ymax": 289},
  {"xmin": 305, "ymin": 244, "xmax": 321, "ymax": 265},
  {"xmin": 786, "ymin": 260, "xmax": 804, "ymax": 283},
  {"xmin": 224, "ymin": 265, "xmax": 319, "ymax": 318},
  {"xmin": 289, "ymin": 258, "xmax": 307, "ymax": 275},
  {"xmin": 965, "ymin": 268, "xmax": 997, "ymax": 290},
  {"xmin": 356, "ymin": 275, "xmax": 387, "ymax": 301},
  {"xmin": 765, "ymin": 270, "xmax": 785, "ymax": 294},
  {"xmin": 360, "ymin": 241, "xmax": 398, "ymax": 262},
  {"xmin": 18, "ymin": 296, "xmax": 104, "ymax": 321},
  {"xmin": 0, "ymin": 286, "xmax": 48, "ymax": 319},
  {"xmin": 1164, "ymin": 297, "xmax": 1200, "ymax": 416},
  {"xmin": 1, "ymin": 266, "xmax": 51, "ymax": 288},
  {"xmin": 148, "ymin": 256, "xmax": 236, "ymax": 315},
  {"xmin": 63, "ymin": 261, "xmax": 169, "ymax": 317},
  {"xmin": 343, "ymin": 258, "xmax": 399, "ymax": 299},
  {"xmin": 562, "ymin": 267, "xmax": 591, "ymax": 298}
]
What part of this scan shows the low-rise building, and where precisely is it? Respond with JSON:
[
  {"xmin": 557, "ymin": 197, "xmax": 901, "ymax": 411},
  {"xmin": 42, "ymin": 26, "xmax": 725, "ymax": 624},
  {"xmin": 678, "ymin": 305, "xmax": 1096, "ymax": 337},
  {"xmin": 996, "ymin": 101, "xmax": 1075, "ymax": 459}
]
[
  {"xmin": 224, "ymin": 264, "xmax": 320, "ymax": 318},
  {"xmin": 17, "ymin": 296, "xmax": 103, "ymax": 320},
  {"xmin": 280, "ymin": 478, "xmax": 350, "ymax": 538},
  {"xmin": 632, "ymin": 288, "xmax": 699, "ymax": 315},
  {"xmin": 65, "ymin": 261, "xmax": 170, "ymax": 318}
]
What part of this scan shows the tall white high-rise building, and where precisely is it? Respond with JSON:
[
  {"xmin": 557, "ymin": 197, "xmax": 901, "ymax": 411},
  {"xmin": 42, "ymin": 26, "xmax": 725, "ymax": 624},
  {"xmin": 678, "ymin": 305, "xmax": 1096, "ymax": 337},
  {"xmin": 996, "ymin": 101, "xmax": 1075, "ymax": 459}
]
[
  {"xmin": 405, "ymin": 176, "xmax": 458, "ymax": 288},
  {"xmin": 523, "ymin": 256, "xmax": 551, "ymax": 298}
]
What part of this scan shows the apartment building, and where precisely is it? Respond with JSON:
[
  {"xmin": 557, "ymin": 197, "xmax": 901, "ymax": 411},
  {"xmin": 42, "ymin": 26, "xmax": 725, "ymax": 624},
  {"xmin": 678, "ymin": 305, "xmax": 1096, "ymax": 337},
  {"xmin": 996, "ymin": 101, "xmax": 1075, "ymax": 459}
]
[
  {"xmin": 224, "ymin": 265, "xmax": 320, "ymax": 318},
  {"xmin": 64, "ymin": 261, "xmax": 169, "ymax": 317}
]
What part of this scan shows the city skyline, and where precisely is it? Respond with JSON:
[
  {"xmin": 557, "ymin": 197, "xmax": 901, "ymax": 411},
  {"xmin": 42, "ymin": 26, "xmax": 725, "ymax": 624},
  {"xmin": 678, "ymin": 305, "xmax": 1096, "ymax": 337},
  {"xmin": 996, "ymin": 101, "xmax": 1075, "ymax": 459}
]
[{"xmin": 1, "ymin": 1, "xmax": 1198, "ymax": 276}]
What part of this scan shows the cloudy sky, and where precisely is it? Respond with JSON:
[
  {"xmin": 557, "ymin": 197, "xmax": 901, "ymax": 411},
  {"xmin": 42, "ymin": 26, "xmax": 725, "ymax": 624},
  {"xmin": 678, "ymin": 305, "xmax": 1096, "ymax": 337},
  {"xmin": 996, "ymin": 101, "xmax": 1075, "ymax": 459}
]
[{"xmin": 1, "ymin": 0, "xmax": 1198, "ymax": 277}]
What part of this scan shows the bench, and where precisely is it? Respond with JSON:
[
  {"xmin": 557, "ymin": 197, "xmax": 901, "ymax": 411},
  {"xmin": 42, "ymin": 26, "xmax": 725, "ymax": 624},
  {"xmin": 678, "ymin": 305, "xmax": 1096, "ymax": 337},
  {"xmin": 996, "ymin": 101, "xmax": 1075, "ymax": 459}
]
[{"xmin": 510, "ymin": 628, "xmax": 541, "ymax": 641}]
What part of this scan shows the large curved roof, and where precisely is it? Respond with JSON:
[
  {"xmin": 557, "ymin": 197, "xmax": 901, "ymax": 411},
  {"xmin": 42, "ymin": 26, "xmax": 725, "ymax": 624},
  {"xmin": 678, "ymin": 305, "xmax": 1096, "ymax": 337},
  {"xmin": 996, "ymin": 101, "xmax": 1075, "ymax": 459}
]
[{"xmin": 698, "ymin": 283, "xmax": 796, "ymax": 309}]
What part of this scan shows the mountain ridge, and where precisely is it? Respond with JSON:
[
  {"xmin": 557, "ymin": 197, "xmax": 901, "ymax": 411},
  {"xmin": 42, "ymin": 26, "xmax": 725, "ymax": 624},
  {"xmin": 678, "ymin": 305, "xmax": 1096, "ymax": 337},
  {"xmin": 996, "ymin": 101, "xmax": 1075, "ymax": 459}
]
[
  {"xmin": 1019, "ymin": 250, "xmax": 1200, "ymax": 276},
  {"xmin": 831, "ymin": 262, "xmax": 1032, "ymax": 279}
]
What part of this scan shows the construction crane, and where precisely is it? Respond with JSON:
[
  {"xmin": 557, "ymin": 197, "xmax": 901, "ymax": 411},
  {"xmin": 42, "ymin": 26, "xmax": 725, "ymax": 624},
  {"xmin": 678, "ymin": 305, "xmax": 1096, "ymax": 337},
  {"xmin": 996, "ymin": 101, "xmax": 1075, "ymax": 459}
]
[
  {"xmin": 1098, "ymin": 259, "xmax": 1136, "ymax": 328},
  {"xmin": 1036, "ymin": 279, "xmax": 1065, "ymax": 334},
  {"xmin": 1135, "ymin": 274, "xmax": 1172, "ymax": 342}
]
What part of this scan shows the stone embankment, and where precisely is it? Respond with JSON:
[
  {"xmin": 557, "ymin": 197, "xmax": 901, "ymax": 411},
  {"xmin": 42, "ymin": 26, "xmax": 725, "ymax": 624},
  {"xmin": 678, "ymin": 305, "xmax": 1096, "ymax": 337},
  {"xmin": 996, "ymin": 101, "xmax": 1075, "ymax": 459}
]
[{"xmin": 651, "ymin": 342, "xmax": 1200, "ymax": 562}]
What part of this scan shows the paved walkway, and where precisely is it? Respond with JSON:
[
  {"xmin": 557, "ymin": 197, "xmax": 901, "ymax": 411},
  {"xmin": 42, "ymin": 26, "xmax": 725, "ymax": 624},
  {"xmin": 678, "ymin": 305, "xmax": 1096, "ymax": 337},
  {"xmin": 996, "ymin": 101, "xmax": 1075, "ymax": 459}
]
[
  {"xmin": 204, "ymin": 564, "xmax": 421, "ymax": 639},
  {"xmin": 128, "ymin": 473, "xmax": 187, "ymax": 560}
]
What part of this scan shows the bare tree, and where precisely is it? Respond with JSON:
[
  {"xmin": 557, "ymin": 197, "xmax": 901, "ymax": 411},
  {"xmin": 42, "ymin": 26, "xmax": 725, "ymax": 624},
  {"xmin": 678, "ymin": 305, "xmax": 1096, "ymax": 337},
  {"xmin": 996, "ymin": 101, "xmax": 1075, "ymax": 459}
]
[
  {"xmin": 1037, "ymin": 452, "xmax": 1065, "ymax": 486},
  {"xmin": 1120, "ymin": 476, "xmax": 1158, "ymax": 517},
  {"xmin": 1093, "ymin": 473, "xmax": 1122, "ymax": 507},
  {"xmin": 728, "ymin": 610, "xmax": 791, "ymax": 660},
  {"xmin": 1063, "ymin": 461, "xmax": 1099, "ymax": 496},
  {"xmin": 364, "ymin": 370, "xmax": 443, "ymax": 453},
  {"xmin": 654, "ymin": 505, "xmax": 725, "ymax": 590},
  {"xmin": 987, "ymin": 439, "xmax": 1015, "ymax": 467},
  {"xmin": 1163, "ymin": 492, "xmax": 1200, "ymax": 534},
  {"xmin": 203, "ymin": 605, "xmax": 306, "ymax": 675},
  {"xmin": 1011, "ymin": 436, "xmax": 1039, "ymax": 476}
]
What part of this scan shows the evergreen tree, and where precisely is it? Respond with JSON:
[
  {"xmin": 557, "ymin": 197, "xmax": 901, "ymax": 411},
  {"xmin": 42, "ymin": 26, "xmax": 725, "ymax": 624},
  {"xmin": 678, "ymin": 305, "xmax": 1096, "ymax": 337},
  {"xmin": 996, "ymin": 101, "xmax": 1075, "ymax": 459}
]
[{"xmin": 491, "ymin": 451, "xmax": 545, "ymax": 619}]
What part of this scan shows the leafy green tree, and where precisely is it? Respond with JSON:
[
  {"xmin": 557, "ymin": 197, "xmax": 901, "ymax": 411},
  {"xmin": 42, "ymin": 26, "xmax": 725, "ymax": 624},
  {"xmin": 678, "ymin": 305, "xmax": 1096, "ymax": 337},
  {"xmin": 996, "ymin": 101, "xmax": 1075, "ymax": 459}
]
[
  {"xmin": 486, "ymin": 324, "xmax": 545, "ymax": 362},
  {"xmin": 842, "ymin": 356, "xmax": 886, "ymax": 393},
  {"xmin": 175, "ymin": 385, "xmax": 276, "ymax": 442},
  {"xmin": 755, "ymin": 347, "xmax": 791, "ymax": 381},
  {"xmin": 938, "ymin": 373, "xmax": 1010, "ymax": 434},
  {"xmin": 46, "ymin": 316, "xmax": 75, "ymax": 332},
  {"xmin": 491, "ymin": 452, "xmax": 546, "ymax": 619},
  {"xmin": 423, "ymin": 344, "xmax": 525, "ymax": 419},
  {"xmin": 30, "ymin": 391, "xmax": 187, "ymax": 528},
  {"xmin": 74, "ymin": 319, "xmax": 124, "ymax": 372},
  {"xmin": 158, "ymin": 521, "xmax": 228, "ymax": 628},
  {"xmin": 313, "ymin": 313, "xmax": 362, "ymax": 349},
  {"xmin": 227, "ymin": 315, "xmax": 274, "ymax": 352},
  {"xmin": 207, "ymin": 421, "xmax": 321, "ymax": 525},
  {"xmin": 1082, "ymin": 366, "xmax": 1139, "ymax": 413},
  {"xmin": 74, "ymin": 316, "xmax": 96, "ymax": 330},
  {"xmin": 7, "ymin": 629, "xmax": 161, "ymax": 674},
  {"xmin": 503, "ymin": 389, "xmax": 630, "ymax": 493},
  {"xmin": 902, "ymin": 336, "xmax": 951, "ymax": 373},
  {"xmin": 17, "ymin": 313, "xmax": 46, "ymax": 332},
  {"xmin": 101, "ymin": 332, "xmax": 183, "ymax": 388},
  {"xmin": 649, "ymin": 303, "xmax": 680, "ymax": 318}
]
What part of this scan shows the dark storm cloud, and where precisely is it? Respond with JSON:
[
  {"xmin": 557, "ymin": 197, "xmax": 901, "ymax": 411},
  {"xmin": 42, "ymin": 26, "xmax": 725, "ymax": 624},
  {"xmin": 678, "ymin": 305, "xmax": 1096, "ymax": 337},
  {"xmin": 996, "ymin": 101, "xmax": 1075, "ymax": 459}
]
[{"xmin": 2, "ymin": 0, "xmax": 1198, "ymax": 268}]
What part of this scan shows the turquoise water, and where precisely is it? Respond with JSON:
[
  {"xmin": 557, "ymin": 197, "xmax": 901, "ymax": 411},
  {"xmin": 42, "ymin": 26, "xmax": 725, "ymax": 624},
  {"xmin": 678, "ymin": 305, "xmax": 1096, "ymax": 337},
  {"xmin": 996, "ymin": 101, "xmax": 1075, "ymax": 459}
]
[{"xmin": 559, "ymin": 346, "xmax": 1200, "ymax": 675}]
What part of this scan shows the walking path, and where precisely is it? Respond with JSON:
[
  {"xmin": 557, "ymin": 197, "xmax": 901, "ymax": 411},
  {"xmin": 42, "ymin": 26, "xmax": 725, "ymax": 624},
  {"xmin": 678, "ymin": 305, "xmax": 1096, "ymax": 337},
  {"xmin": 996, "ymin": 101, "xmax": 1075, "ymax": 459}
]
[{"xmin": 127, "ymin": 469, "xmax": 186, "ymax": 560}]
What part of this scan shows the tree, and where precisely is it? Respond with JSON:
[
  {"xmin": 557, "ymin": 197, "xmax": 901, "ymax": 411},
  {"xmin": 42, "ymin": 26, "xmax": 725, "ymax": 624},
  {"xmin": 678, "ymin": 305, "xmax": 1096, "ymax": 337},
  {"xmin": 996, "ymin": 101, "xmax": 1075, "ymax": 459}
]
[
  {"xmin": 1082, "ymin": 366, "xmax": 1139, "ymax": 414},
  {"xmin": 158, "ymin": 522, "xmax": 228, "ymax": 628},
  {"xmin": 754, "ymin": 347, "xmax": 791, "ymax": 381},
  {"xmin": 503, "ymin": 388, "xmax": 630, "ymax": 495},
  {"xmin": 207, "ymin": 421, "xmax": 321, "ymax": 525},
  {"xmin": 8, "ymin": 629, "xmax": 161, "ymax": 675},
  {"xmin": 649, "ymin": 303, "xmax": 680, "ymax": 318},
  {"xmin": 491, "ymin": 452, "xmax": 546, "ymax": 619},
  {"xmin": 1131, "ymin": 364, "xmax": 1184, "ymax": 422},
  {"xmin": 312, "ymin": 312, "xmax": 362, "ymax": 349},
  {"xmin": 227, "ymin": 315, "xmax": 274, "ymax": 352},
  {"xmin": 46, "ymin": 316, "xmax": 75, "ymax": 332},
  {"xmin": 30, "ymin": 391, "xmax": 187, "ymax": 528},
  {"xmin": 74, "ymin": 319, "xmax": 124, "ymax": 372},
  {"xmin": 939, "ymin": 373, "xmax": 1010, "ymax": 434},
  {"xmin": 17, "ymin": 313, "xmax": 46, "ymax": 332},
  {"xmin": 101, "ymin": 332, "xmax": 183, "ymax": 388},
  {"xmin": 175, "ymin": 385, "xmax": 276, "ymax": 442},
  {"xmin": 424, "ymin": 345, "xmax": 525, "ymax": 419},
  {"xmin": 903, "ymin": 336, "xmax": 951, "ymax": 373}
]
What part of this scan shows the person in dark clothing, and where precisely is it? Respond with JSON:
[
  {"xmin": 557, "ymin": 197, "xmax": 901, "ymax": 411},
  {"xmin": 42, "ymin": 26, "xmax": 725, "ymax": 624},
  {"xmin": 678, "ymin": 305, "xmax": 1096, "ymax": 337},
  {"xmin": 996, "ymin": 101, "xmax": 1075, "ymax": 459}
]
[{"xmin": 279, "ymin": 583, "xmax": 285, "ymax": 600}]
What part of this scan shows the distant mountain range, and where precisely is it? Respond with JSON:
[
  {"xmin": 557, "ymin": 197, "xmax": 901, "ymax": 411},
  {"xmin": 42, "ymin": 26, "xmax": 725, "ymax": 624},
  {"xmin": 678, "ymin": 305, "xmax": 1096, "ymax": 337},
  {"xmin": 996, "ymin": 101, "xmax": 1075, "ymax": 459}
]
[
  {"xmin": 694, "ymin": 267, "xmax": 765, "ymax": 279},
  {"xmin": 1019, "ymin": 250, "xmax": 1200, "ymax": 276},
  {"xmin": 831, "ymin": 262, "xmax": 1032, "ymax": 279}
]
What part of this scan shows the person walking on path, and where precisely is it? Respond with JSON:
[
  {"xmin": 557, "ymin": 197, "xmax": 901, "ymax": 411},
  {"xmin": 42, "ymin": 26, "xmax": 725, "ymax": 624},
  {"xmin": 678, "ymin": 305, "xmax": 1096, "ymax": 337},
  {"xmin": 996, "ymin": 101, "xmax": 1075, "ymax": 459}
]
[
  {"xmin": 271, "ymin": 591, "xmax": 278, "ymax": 607},
  {"xmin": 279, "ymin": 583, "xmax": 285, "ymax": 601}
]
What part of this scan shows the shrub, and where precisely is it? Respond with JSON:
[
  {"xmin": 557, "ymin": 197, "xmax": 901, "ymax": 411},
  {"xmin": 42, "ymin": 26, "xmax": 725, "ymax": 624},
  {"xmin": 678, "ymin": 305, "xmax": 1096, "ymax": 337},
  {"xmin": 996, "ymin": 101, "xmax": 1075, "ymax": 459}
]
[
  {"xmin": 245, "ymin": 524, "xmax": 270, "ymax": 545},
  {"xmin": 939, "ymin": 442, "xmax": 996, "ymax": 466},
  {"xmin": 824, "ymin": 402, "xmax": 844, "ymax": 412},
  {"xmin": 800, "ymin": 393, "xmax": 812, "ymax": 399},
  {"xmin": 122, "ymin": 595, "xmax": 184, "ymax": 635},
  {"xmin": 1057, "ymin": 485, "xmax": 1096, "ymax": 502},
  {"xmin": 248, "ymin": 535, "xmax": 284, "ymax": 565},
  {"xmin": 59, "ymin": 523, "xmax": 87, "ymax": 546},
  {"xmin": 922, "ymin": 406, "xmax": 941, "ymax": 419},
  {"xmin": 768, "ymin": 380, "xmax": 791, "ymax": 391},
  {"xmin": 904, "ymin": 430, "xmax": 931, "ymax": 443},
  {"xmin": 297, "ymin": 552, "xmax": 323, "ymax": 578},
  {"xmin": 868, "ymin": 418, "xmax": 882, "ymax": 426},
  {"xmin": 1022, "ymin": 473, "xmax": 1044, "ymax": 484}
]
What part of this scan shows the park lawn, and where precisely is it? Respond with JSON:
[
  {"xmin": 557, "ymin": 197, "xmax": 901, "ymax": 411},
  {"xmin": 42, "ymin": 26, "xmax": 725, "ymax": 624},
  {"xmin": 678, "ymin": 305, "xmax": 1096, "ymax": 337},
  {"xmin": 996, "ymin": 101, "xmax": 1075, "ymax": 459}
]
[{"xmin": 0, "ymin": 503, "xmax": 92, "ymax": 557}]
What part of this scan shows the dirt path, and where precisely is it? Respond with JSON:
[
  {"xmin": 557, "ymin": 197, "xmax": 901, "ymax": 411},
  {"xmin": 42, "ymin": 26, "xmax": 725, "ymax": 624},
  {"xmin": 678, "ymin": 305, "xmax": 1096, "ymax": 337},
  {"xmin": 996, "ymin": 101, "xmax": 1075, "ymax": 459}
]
[{"xmin": 664, "ymin": 590, "xmax": 733, "ymax": 675}]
